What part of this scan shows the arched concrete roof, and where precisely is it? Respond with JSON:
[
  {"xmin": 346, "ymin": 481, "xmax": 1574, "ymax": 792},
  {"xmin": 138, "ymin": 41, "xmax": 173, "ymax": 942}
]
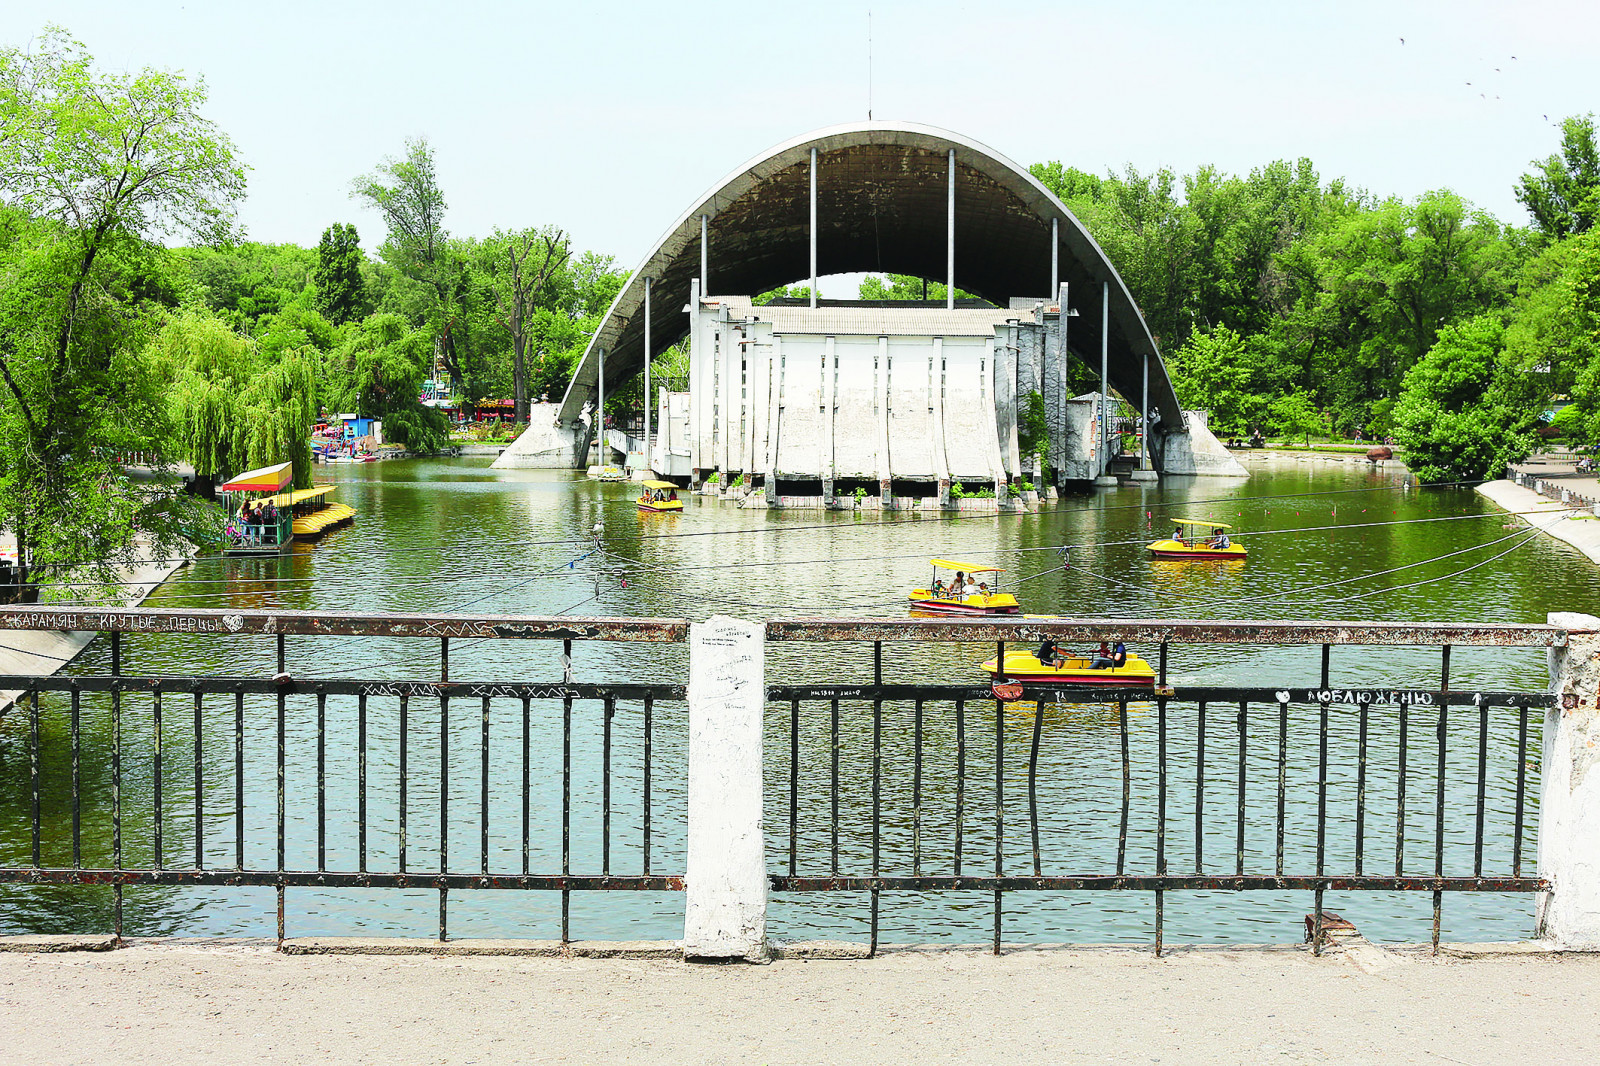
[{"xmin": 557, "ymin": 121, "xmax": 1181, "ymax": 432}]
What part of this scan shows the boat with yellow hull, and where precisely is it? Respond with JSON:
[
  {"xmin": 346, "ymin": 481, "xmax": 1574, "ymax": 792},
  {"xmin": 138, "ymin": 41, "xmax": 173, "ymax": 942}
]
[
  {"xmin": 636, "ymin": 480, "xmax": 684, "ymax": 513},
  {"xmin": 909, "ymin": 558, "xmax": 1019, "ymax": 615},
  {"xmin": 1148, "ymin": 518, "xmax": 1247, "ymax": 560},
  {"xmin": 979, "ymin": 648, "xmax": 1156, "ymax": 687},
  {"xmin": 260, "ymin": 484, "xmax": 355, "ymax": 541}
]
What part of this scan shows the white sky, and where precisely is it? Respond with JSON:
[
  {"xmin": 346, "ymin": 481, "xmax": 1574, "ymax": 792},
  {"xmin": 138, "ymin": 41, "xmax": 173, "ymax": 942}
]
[{"xmin": 9, "ymin": 1, "xmax": 1598, "ymax": 296}]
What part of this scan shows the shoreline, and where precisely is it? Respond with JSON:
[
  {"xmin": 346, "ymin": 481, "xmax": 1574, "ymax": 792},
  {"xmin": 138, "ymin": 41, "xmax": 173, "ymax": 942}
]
[
  {"xmin": 0, "ymin": 537, "xmax": 188, "ymax": 715},
  {"xmin": 1475, "ymin": 479, "xmax": 1600, "ymax": 564}
]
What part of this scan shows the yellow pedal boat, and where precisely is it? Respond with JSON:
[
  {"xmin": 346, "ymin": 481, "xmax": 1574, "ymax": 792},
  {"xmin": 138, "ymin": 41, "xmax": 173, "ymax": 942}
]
[
  {"xmin": 636, "ymin": 480, "xmax": 684, "ymax": 513},
  {"xmin": 1148, "ymin": 518, "xmax": 1247, "ymax": 560},
  {"xmin": 979, "ymin": 647, "xmax": 1156, "ymax": 687},
  {"xmin": 909, "ymin": 558, "xmax": 1020, "ymax": 615}
]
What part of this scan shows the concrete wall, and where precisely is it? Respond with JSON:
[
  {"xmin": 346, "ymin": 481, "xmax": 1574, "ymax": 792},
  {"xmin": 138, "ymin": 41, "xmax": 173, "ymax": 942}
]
[
  {"xmin": 1155, "ymin": 412, "xmax": 1250, "ymax": 478},
  {"xmin": 491, "ymin": 403, "xmax": 586, "ymax": 470}
]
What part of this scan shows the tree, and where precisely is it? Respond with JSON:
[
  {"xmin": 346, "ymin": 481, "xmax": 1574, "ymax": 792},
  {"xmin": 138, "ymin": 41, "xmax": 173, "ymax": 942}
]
[
  {"xmin": 1167, "ymin": 325, "xmax": 1268, "ymax": 437},
  {"xmin": 0, "ymin": 29, "xmax": 245, "ymax": 590},
  {"xmin": 1516, "ymin": 115, "xmax": 1600, "ymax": 241},
  {"xmin": 326, "ymin": 314, "xmax": 448, "ymax": 452},
  {"xmin": 313, "ymin": 223, "xmax": 365, "ymax": 324},
  {"xmin": 485, "ymin": 226, "xmax": 571, "ymax": 421},
  {"xmin": 1266, "ymin": 390, "xmax": 1322, "ymax": 446},
  {"xmin": 1392, "ymin": 315, "xmax": 1535, "ymax": 482}
]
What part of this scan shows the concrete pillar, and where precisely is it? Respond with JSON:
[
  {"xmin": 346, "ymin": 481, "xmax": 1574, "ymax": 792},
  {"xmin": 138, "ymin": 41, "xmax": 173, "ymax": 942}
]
[
  {"xmin": 595, "ymin": 346, "xmax": 605, "ymax": 467},
  {"xmin": 700, "ymin": 215, "xmax": 709, "ymax": 296},
  {"xmin": 684, "ymin": 615, "xmax": 768, "ymax": 962},
  {"xmin": 809, "ymin": 148, "xmax": 818, "ymax": 309},
  {"xmin": 875, "ymin": 335, "xmax": 891, "ymax": 504},
  {"xmin": 946, "ymin": 148, "xmax": 956, "ymax": 310},
  {"xmin": 1540, "ymin": 611, "xmax": 1600, "ymax": 948},
  {"xmin": 1050, "ymin": 218, "xmax": 1058, "ymax": 303},
  {"xmin": 1130, "ymin": 352, "xmax": 1158, "ymax": 482}
]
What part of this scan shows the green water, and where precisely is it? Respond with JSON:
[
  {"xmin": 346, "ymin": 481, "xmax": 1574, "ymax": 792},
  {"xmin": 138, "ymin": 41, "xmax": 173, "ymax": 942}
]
[{"xmin": 2, "ymin": 455, "xmax": 1597, "ymax": 945}]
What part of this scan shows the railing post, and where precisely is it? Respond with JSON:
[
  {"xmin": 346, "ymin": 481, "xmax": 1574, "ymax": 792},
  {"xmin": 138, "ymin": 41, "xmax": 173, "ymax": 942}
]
[
  {"xmin": 1540, "ymin": 611, "xmax": 1600, "ymax": 948},
  {"xmin": 684, "ymin": 615, "xmax": 768, "ymax": 961}
]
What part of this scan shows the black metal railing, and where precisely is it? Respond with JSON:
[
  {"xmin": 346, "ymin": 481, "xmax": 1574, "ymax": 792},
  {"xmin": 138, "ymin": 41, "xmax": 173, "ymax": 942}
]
[
  {"xmin": 764, "ymin": 618, "xmax": 1559, "ymax": 955},
  {"xmin": 0, "ymin": 607, "xmax": 687, "ymax": 944}
]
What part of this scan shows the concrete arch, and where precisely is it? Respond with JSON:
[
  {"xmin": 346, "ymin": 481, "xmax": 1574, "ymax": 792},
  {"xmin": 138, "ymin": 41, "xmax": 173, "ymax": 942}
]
[{"xmin": 556, "ymin": 121, "xmax": 1180, "ymax": 433}]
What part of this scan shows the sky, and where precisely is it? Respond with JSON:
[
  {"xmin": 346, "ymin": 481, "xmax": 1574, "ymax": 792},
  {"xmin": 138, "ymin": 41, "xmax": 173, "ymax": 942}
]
[{"xmin": 8, "ymin": 1, "xmax": 1598, "ymax": 295}]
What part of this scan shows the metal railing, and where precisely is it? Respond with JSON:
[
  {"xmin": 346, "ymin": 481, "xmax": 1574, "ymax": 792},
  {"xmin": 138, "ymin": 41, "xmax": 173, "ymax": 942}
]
[
  {"xmin": 764, "ymin": 618, "xmax": 1559, "ymax": 955},
  {"xmin": 1516, "ymin": 471, "xmax": 1600, "ymax": 512},
  {"xmin": 0, "ymin": 607, "xmax": 688, "ymax": 943}
]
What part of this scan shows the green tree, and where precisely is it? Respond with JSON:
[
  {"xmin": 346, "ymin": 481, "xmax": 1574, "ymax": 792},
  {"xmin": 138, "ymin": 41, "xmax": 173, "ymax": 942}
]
[
  {"xmin": 1516, "ymin": 115, "xmax": 1600, "ymax": 241},
  {"xmin": 856, "ymin": 274, "xmax": 981, "ymax": 302},
  {"xmin": 0, "ymin": 29, "xmax": 244, "ymax": 590},
  {"xmin": 482, "ymin": 226, "xmax": 571, "ymax": 420},
  {"xmin": 313, "ymin": 223, "xmax": 366, "ymax": 324},
  {"xmin": 326, "ymin": 314, "xmax": 448, "ymax": 452},
  {"xmin": 1167, "ymin": 325, "xmax": 1267, "ymax": 437},
  {"xmin": 1266, "ymin": 389, "xmax": 1322, "ymax": 445},
  {"xmin": 1392, "ymin": 314, "xmax": 1535, "ymax": 482}
]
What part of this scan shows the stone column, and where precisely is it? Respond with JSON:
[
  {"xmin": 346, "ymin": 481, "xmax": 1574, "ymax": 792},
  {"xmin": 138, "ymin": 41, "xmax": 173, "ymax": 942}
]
[
  {"xmin": 684, "ymin": 615, "xmax": 768, "ymax": 961},
  {"xmin": 1540, "ymin": 611, "xmax": 1600, "ymax": 948}
]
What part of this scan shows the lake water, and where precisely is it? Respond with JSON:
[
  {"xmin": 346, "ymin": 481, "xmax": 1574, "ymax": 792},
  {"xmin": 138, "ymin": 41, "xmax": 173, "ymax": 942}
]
[{"xmin": 2, "ymin": 455, "xmax": 1596, "ymax": 946}]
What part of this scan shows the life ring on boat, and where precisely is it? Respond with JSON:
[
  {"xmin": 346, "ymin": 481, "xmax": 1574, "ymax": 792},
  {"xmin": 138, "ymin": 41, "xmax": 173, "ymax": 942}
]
[{"xmin": 1111, "ymin": 643, "xmax": 1128, "ymax": 668}]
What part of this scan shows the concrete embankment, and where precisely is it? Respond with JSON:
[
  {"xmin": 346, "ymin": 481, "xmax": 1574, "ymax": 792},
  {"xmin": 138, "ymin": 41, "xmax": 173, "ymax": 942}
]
[
  {"xmin": 1476, "ymin": 479, "xmax": 1600, "ymax": 564},
  {"xmin": 0, "ymin": 940, "xmax": 1595, "ymax": 1064},
  {"xmin": 0, "ymin": 537, "xmax": 187, "ymax": 714}
]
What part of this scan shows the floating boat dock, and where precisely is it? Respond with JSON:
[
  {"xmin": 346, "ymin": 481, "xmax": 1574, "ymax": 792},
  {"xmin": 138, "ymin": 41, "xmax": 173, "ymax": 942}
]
[{"xmin": 261, "ymin": 485, "xmax": 356, "ymax": 540}]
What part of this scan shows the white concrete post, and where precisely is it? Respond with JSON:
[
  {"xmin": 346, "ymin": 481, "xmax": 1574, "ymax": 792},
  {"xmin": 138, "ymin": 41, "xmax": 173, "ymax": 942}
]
[
  {"xmin": 946, "ymin": 148, "xmax": 957, "ymax": 310},
  {"xmin": 1050, "ymin": 217, "xmax": 1058, "ymax": 304},
  {"xmin": 684, "ymin": 615, "xmax": 768, "ymax": 961},
  {"xmin": 700, "ymin": 214, "xmax": 709, "ymax": 296},
  {"xmin": 1541, "ymin": 612, "xmax": 1600, "ymax": 948},
  {"xmin": 809, "ymin": 148, "xmax": 819, "ymax": 309},
  {"xmin": 643, "ymin": 277, "xmax": 652, "ymax": 476},
  {"xmin": 595, "ymin": 347, "xmax": 605, "ymax": 466}
]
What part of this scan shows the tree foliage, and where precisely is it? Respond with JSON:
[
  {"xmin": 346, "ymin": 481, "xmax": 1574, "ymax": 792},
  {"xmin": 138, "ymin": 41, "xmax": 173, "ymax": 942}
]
[
  {"xmin": 1516, "ymin": 115, "xmax": 1600, "ymax": 241},
  {"xmin": 314, "ymin": 223, "xmax": 366, "ymax": 325}
]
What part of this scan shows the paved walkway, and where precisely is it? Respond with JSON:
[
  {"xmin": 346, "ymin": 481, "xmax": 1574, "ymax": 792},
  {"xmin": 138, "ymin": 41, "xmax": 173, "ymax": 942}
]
[{"xmin": 1, "ymin": 941, "xmax": 1595, "ymax": 1064}]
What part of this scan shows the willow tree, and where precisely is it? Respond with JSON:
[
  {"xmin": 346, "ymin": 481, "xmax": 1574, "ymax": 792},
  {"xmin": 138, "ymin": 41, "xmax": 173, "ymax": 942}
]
[{"xmin": 0, "ymin": 29, "xmax": 245, "ymax": 589}]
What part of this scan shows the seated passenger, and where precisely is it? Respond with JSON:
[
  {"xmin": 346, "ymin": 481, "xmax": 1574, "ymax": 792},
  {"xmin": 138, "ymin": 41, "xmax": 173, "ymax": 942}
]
[
  {"xmin": 1210, "ymin": 527, "xmax": 1230, "ymax": 549},
  {"xmin": 1036, "ymin": 639, "xmax": 1064, "ymax": 669},
  {"xmin": 1088, "ymin": 641, "xmax": 1114, "ymax": 669}
]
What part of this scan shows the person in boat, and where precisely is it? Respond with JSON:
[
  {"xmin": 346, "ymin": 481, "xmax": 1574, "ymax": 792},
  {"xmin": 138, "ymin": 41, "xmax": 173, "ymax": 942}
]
[
  {"xmin": 668, "ymin": 489, "xmax": 678, "ymax": 501},
  {"xmin": 1089, "ymin": 641, "xmax": 1129, "ymax": 670},
  {"xmin": 1036, "ymin": 638, "xmax": 1065, "ymax": 669},
  {"xmin": 976, "ymin": 582, "xmax": 990, "ymax": 599},
  {"xmin": 1172, "ymin": 524, "xmax": 1185, "ymax": 547},
  {"xmin": 961, "ymin": 575, "xmax": 979, "ymax": 601},
  {"xmin": 1209, "ymin": 527, "xmax": 1230, "ymax": 549},
  {"xmin": 950, "ymin": 572, "xmax": 966, "ymax": 600}
]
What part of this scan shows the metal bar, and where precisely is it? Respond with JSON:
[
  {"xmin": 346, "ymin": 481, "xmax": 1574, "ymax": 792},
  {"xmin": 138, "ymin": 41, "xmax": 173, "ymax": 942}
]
[
  {"xmin": 913, "ymin": 698, "xmax": 924, "ymax": 877},
  {"xmin": 1474, "ymin": 699, "xmax": 1489, "ymax": 878},
  {"xmin": 830, "ymin": 697, "xmax": 840, "ymax": 876},
  {"xmin": 1156, "ymin": 642, "xmax": 1168, "ymax": 957},
  {"xmin": 1514, "ymin": 701, "xmax": 1529, "ymax": 878},
  {"xmin": 357, "ymin": 693, "xmax": 367, "ymax": 873},
  {"xmin": 1433, "ymin": 647, "xmax": 1450, "ymax": 954},
  {"xmin": 1, "ymin": 869, "xmax": 690, "ymax": 891},
  {"xmin": 1314, "ymin": 646, "xmax": 1330, "ymax": 955},
  {"xmin": 643, "ymin": 276, "xmax": 652, "ymax": 473},
  {"xmin": 154, "ymin": 689, "xmax": 164, "ymax": 869},
  {"xmin": 28, "ymin": 687, "xmax": 40, "ymax": 868},
  {"xmin": 561, "ymin": 658, "xmax": 572, "ymax": 943},
  {"xmin": 947, "ymin": 147, "xmax": 956, "ymax": 310},
  {"xmin": 1396, "ymin": 701, "xmax": 1409, "ymax": 876},
  {"xmin": 235, "ymin": 690, "xmax": 245, "ymax": 872},
  {"xmin": 788, "ymin": 697, "xmax": 799, "ymax": 878},
  {"xmin": 764, "ymin": 874, "xmax": 1547, "ymax": 893},
  {"xmin": 954, "ymin": 699, "xmax": 965, "ymax": 876},
  {"xmin": 1355, "ymin": 701, "xmax": 1369, "ymax": 876},
  {"xmin": 195, "ymin": 690, "xmax": 205, "ymax": 870},
  {"xmin": 1236, "ymin": 701, "xmax": 1247, "ymax": 877},
  {"xmin": 521, "ymin": 696, "xmax": 531, "ymax": 876},
  {"xmin": 112, "ymin": 632, "xmax": 122, "ymax": 940},
  {"xmin": 481, "ymin": 695, "xmax": 490, "ymax": 876},
  {"xmin": 603, "ymin": 695, "xmax": 614, "ymax": 876},
  {"xmin": 1029, "ymin": 696, "xmax": 1043, "ymax": 877},
  {"xmin": 994, "ymin": 646, "xmax": 1004, "ymax": 955},
  {"xmin": 399, "ymin": 694, "xmax": 409, "ymax": 872},
  {"xmin": 871, "ymin": 659, "xmax": 882, "ymax": 957},
  {"xmin": 1275, "ymin": 695, "xmax": 1287, "ymax": 877},
  {"xmin": 1100, "ymin": 282, "xmax": 1109, "ymax": 468},
  {"xmin": 809, "ymin": 146, "xmax": 818, "ymax": 308},
  {"xmin": 1117, "ymin": 700, "xmax": 1130, "ymax": 875},
  {"xmin": 316, "ymin": 690, "xmax": 326, "ymax": 872},
  {"xmin": 1194, "ymin": 701, "xmax": 1205, "ymax": 872},
  {"xmin": 763, "ymin": 618, "xmax": 1568, "ymax": 647},
  {"xmin": 700, "ymin": 214, "xmax": 709, "ymax": 293},
  {"xmin": 643, "ymin": 695, "xmax": 653, "ymax": 876},
  {"xmin": 277, "ymin": 630, "xmax": 286, "ymax": 946},
  {"xmin": 440, "ymin": 690, "xmax": 450, "ymax": 877},
  {"xmin": 71, "ymin": 686, "xmax": 81, "ymax": 867}
]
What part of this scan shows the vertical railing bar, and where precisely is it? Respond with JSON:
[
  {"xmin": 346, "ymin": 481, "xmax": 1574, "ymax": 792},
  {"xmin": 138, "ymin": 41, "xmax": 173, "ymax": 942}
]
[
  {"xmin": 1236, "ymin": 701, "xmax": 1247, "ymax": 878},
  {"xmin": 357, "ymin": 693, "xmax": 367, "ymax": 873},
  {"xmin": 603, "ymin": 694, "xmax": 614, "ymax": 877},
  {"xmin": 954, "ymin": 698, "xmax": 966, "ymax": 877},
  {"xmin": 1028, "ymin": 696, "xmax": 1043, "ymax": 878},
  {"xmin": 1274, "ymin": 694, "xmax": 1287, "ymax": 878},
  {"xmin": 111, "ymin": 631, "xmax": 123, "ymax": 940},
  {"xmin": 830, "ymin": 697, "xmax": 840, "ymax": 877},
  {"xmin": 235, "ymin": 690, "xmax": 245, "ymax": 873},
  {"xmin": 561, "ymin": 639, "xmax": 572, "ymax": 944},
  {"xmin": 1514, "ymin": 701, "xmax": 1529, "ymax": 878},
  {"xmin": 1433, "ymin": 645, "xmax": 1450, "ymax": 954},
  {"xmin": 195, "ymin": 690, "xmax": 205, "ymax": 870},
  {"xmin": 316, "ymin": 690, "xmax": 326, "ymax": 872},
  {"xmin": 154, "ymin": 688, "xmax": 164, "ymax": 870},
  {"xmin": 1474, "ymin": 698, "xmax": 1489, "ymax": 878},
  {"xmin": 28, "ymin": 686, "xmax": 40, "ymax": 868},
  {"xmin": 399, "ymin": 694, "xmax": 409, "ymax": 873},
  {"xmin": 275, "ymin": 632, "xmax": 285, "ymax": 945},
  {"xmin": 71, "ymin": 685, "xmax": 82, "ymax": 868},
  {"xmin": 871, "ymin": 641, "xmax": 883, "ymax": 958},
  {"xmin": 788, "ymin": 697, "xmax": 799, "ymax": 878},
  {"xmin": 1313, "ymin": 644, "xmax": 1330, "ymax": 956},
  {"xmin": 1117, "ymin": 699, "xmax": 1130, "ymax": 875},
  {"xmin": 440, "ymin": 640, "xmax": 449, "ymax": 943},
  {"xmin": 913, "ymin": 698, "xmax": 924, "ymax": 877},
  {"xmin": 521, "ymin": 695, "xmax": 531, "ymax": 877},
  {"xmin": 481, "ymin": 695, "xmax": 491, "ymax": 876},
  {"xmin": 1155, "ymin": 641, "xmax": 1168, "ymax": 957},
  {"xmin": 1194, "ymin": 700, "xmax": 1206, "ymax": 873},
  {"xmin": 1355, "ymin": 701, "xmax": 1369, "ymax": 876},
  {"xmin": 643, "ymin": 694, "xmax": 653, "ymax": 877},
  {"xmin": 993, "ymin": 640, "xmax": 1004, "ymax": 956},
  {"xmin": 1396, "ymin": 699, "xmax": 1409, "ymax": 876}
]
